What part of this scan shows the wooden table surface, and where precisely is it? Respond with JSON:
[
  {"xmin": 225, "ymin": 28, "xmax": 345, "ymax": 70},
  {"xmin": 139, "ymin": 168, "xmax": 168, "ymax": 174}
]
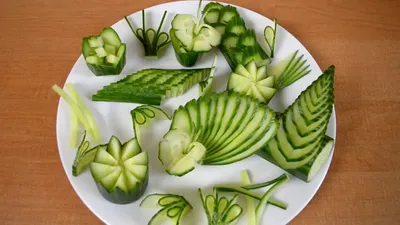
[{"xmin": 1, "ymin": 0, "xmax": 399, "ymax": 224}]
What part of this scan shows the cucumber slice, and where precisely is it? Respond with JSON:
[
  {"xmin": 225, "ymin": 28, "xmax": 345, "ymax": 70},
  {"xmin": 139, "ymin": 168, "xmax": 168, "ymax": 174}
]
[
  {"xmin": 140, "ymin": 193, "xmax": 192, "ymax": 225},
  {"xmin": 89, "ymin": 136, "xmax": 148, "ymax": 204},
  {"xmin": 159, "ymin": 91, "xmax": 278, "ymax": 175},
  {"xmin": 259, "ymin": 66, "xmax": 335, "ymax": 182},
  {"xmin": 228, "ymin": 60, "xmax": 277, "ymax": 103}
]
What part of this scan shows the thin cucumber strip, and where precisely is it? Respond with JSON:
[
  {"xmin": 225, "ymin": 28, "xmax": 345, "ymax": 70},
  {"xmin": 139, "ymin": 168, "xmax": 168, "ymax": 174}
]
[
  {"xmin": 240, "ymin": 170, "xmax": 256, "ymax": 225},
  {"xmin": 214, "ymin": 186, "xmax": 287, "ymax": 210},
  {"xmin": 255, "ymin": 174, "xmax": 289, "ymax": 224},
  {"xmin": 66, "ymin": 83, "xmax": 102, "ymax": 143},
  {"xmin": 242, "ymin": 174, "xmax": 289, "ymax": 190},
  {"xmin": 70, "ymin": 108, "xmax": 79, "ymax": 148},
  {"xmin": 52, "ymin": 85, "xmax": 93, "ymax": 141}
]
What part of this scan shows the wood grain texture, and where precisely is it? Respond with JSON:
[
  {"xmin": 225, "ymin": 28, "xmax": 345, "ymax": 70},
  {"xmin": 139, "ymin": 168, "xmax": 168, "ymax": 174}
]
[{"xmin": 0, "ymin": 0, "xmax": 399, "ymax": 224}]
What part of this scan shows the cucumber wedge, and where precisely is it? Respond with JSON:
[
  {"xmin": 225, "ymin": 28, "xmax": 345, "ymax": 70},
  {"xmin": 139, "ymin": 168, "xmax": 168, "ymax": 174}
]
[
  {"xmin": 89, "ymin": 136, "xmax": 148, "ymax": 204},
  {"xmin": 82, "ymin": 27, "xmax": 126, "ymax": 76},
  {"xmin": 140, "ymin": 193, "xmax": 192, "ymax": 225},
  {"xmin": 258, "ymin": 66, "xmax": 335, "ymax": 182},
  {"xmin": 199, "ymin": 188, "xmax": 243, "ymax": 225},
  {"xmin": 228, "ymin": 60, "xmax": 277, "ymax": 103},
  {"xmin": 159, "ymin": 91, "xmax": 278, "ymax": 176}
]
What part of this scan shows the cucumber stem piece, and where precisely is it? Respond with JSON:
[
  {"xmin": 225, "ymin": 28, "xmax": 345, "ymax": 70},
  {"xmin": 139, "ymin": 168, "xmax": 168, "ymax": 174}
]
[{"xmin": 125, "ymin": 10, "xmax": 171, "ymax": 58}]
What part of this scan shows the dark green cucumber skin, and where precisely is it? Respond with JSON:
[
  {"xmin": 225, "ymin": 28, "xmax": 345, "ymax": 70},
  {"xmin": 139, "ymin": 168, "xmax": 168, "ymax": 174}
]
[
  {"xmin": 170, "ymin": 29, "xmax": 203, "ymax": 67},
  {"xmin": 85, "ymin": 44, "xmax": 126, "ymax": 76},
  {"xmin": 95, "ymin": 172, "xmax": 149, "ymax": 204}
]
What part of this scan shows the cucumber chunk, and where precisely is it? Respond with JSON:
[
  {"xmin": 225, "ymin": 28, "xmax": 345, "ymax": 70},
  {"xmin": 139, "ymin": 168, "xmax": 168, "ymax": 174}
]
[
  {"xmin": 258, "ymin": 66, "xmax": 335, "ymax": 182},
  {"xmin": 82, "ymin": 27, "xmax": 126, "ymax": 76},
  {"xmin": 89, "ymin": 136, "xmax": 148, "ymax": 204}
]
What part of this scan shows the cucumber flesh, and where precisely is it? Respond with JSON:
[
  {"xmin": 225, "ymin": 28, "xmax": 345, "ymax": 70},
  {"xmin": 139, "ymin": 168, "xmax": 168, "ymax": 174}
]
[
  {"xmin": 259, "ymin": 66, "xmax": 335, "ymax": 182},
  {"xmin": 228, "ymin": 60, "xmax": 277, "ymax": 103},
  {"xmin": 89, "ymin": 136, "xmax": 148, "ymax": 204},
  {"xmin": 240, "ymin": 170, "xmax": 256, "ymax": 225}
]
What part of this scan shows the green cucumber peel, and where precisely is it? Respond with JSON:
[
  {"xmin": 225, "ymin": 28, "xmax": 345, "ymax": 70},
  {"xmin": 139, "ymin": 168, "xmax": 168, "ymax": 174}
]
[
  {"xmin": 125, "ymin": 10, "xmax": 171, "ymax": 58},
  {"xmin": 264, "ymin": 18, "xmax": 277, "ymax": 58},
  {"xmin": 140, "ymin": 193, "xmax": 192, "ymax": 225}
]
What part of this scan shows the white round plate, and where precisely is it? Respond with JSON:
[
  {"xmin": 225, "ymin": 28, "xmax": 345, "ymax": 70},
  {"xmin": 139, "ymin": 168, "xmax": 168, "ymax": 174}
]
[{"xmin": 56, "ymin": 1, "xmax": 336, "ymax": 224}]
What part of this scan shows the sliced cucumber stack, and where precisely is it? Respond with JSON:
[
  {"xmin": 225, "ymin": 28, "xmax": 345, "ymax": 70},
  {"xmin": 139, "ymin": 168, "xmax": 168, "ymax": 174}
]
[
  {"xmin": 159, "ymin": 91, "xmax": 279, "ymax": 176},
  {"xmin": 170, "ymin": 0, "xmax": 221, "ymax": 67},
  {"xmin": 82, "ymin": 27, "xmax": 126, "ymax": 76},
  {"xmin": 202, "ymin": 3, "xmax": 270, "ymax": 70},
  {"xmin": 125, "ymin": 10, "xmax": 170, "ymax": 59},
  {"xmin": 227, "ymin": 60, "xmax": 277, "ymax": 103},
  {"xmin": 89, "ymin": 136, "xmax": 148, "ymax": 204},
  {"xmin": 199, "ymin": 189, "xmax": 243, "ymax": 225},
  {"xmin": 140, "ymin": 193, "xmax": 192, "ymax": 225},
  {"xmin": 92, "ymin": 67, "xmax": 213, "ymax": 105},
  {"xmin": 258, "ymin": 65, "xmax": 335, "ymax": 182}
]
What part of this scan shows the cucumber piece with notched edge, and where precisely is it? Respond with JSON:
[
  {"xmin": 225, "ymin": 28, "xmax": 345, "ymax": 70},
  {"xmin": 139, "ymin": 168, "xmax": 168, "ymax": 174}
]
[
  {"xmin": 159, "ymin": 91, "xmax": 278, "ymax": 176},
  {"xmin": 89, "ymin": 136, "xmax": 148, "ymax": 204},
  {"xmin": 258, "ymin": 66, "xmax": 335, "ymax": 182}
]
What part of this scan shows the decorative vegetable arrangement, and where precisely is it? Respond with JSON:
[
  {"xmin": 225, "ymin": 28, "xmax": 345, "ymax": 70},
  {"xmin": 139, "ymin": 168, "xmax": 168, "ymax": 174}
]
[
  {"xmin": 170, "ymin": 0, "xmax": 222, "ymax": 67},
  {"xmin": 159, "ymin": 91, "xmax": 278, "ymax": 176},
  {"xmin": 52, "ymin": 1, "xmax": 336, "ymax": 224},
  {"xmin": 82, "ymin": 27, "xmax": 126, "ymax": 76},
  {"xmin": 125, "ymin": 10, "xmax": 171, "ymax": 58}
]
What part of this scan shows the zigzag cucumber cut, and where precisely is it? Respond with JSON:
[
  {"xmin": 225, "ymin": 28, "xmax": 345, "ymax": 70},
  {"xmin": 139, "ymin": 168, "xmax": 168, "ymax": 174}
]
[
  {"xmin": 92, "ymin": 68, "xmax": 212, "ymax": 105},
  {"xmin": 202, "ymin": 3, "xmax": 270, "ymax": 70},
  {"xmin": 258, "ymin": 65, "xmax": 335, "ymax": 182},
  {"xmin": 158, "ymin": 91, "xmax": 278, "ymax": 176},
  {"xmin": 89, "ymin": 136, "xmax": 149, "ymax": 204},
  {"xmin": 199, "ymin": 188, "xmax": 243, "ymax": 225},
  {"xmin": 140, "ymin": 193, "xmax": 192, "ymax": 225},
  {"xmin": 227, "ymin": 60, "xmax": 277, "ymax": 103}
]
